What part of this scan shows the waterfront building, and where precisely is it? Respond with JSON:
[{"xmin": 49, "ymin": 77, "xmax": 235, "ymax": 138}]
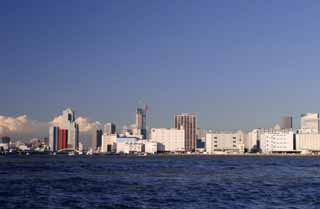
[
  {"xmin": 43, "ymin": 137, "xmax": 49, "ymax": 146},
  {"xmin": 116, "ymin": 137, "xmax": 142, "ymax": 154},
  {"xmin": 49, "ymin": 108, "xmax": 79, "ymax": 152},
  {"xmin": 101, "ymin": 134, "xmax": 117, "ymax": 153},
  {"xmin": 144, "ymin": 141, "xmax": 158, "ymax": 154},
  {"xmin": 296, "ymin": 133, "xmax": 320, "ymax": 152},
  {"xmin": 104, "ymin": 122, "xmax": 116, "ymax": 135},
  {"xmin": 174, "ymin": 113, "xmax": 197, "ymax": 152},
  {"xmin": 91, "ymin": 129, "xmax": 103, "ymax": 152},
  {"xmin": 300, "ymin": 113, "xmax": 320, "ymax": 133},
  {"xmin": 136, "ymin": 107, "xmax": 147, "ymax": 139},
  {"xmin": 246, "ymin": 129, "xmax": 260, "ymax": 152},
  {"xmin": 259, "ymin": 130, "xmax": 295, "ymax": 153},
  {"xmin": 150, "ymin": 128, "xmax": 185, "ymax": 152},
  {"xmin": 1, "ymin": 136, "xmax": 10, "ymax": 145},
  {"xmin": 0, "ymin": 143, "xmax": 9, "ymax": 151},
  {"xmin": 206, "ymin": 130, "xmax": 245, "ymax": 154}
]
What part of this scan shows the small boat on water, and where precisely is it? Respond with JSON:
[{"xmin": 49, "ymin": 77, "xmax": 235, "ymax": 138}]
[
  {"xmin": 68, "ymin": 151, "xmax": 75, "ymax": 156},
  {"xmin": 86, "ymin": 149, "xmax": 93, "ymax": 155}
]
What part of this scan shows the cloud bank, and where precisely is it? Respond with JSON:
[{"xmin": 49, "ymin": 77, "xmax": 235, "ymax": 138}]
[
  {"xmin": 0, "ymin": 115, "xmax": 48, "ymax": 137},
  {"xmin": 50, "ymin": 115, "xmax": 101, "ymax": 133},
  {"xmin": 0, "ymin": 114, "xmax": 102, "ymax": 140}
]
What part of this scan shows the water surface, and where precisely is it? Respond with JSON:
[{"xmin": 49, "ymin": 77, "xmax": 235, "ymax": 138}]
[{"xmin": 1, "ymin": 155, "xmax": 320, "ymax": 208}]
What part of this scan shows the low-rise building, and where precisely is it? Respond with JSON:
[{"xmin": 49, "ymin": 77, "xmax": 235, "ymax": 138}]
[
  {"xmin": 116, "ymin": 137, "xmax": 143, "ymax": 154},
  {"xmin": 143, "ymin": 141, "xmax": 158, "ymax": 154},
  {"xmin": 101, "ymin": 134, "xmax": 117, "ymax": 153},
  {"xmin": 206, "ymin": 130, "xmax": 245, "ymax": 154},
  {"xmin": 0, "ymin": 143, "xmax": 9, "ymax": 151},
  {"xmin": 259, "ymin": 130, "xmax": 295, "ymax": 153},
  {"xmin": 150, "ymin": 128, "xmax": 185, "ymax": 152},
  {"xmin": 296, "ymin": 133, "xmax": 320, "ymax": 152}
]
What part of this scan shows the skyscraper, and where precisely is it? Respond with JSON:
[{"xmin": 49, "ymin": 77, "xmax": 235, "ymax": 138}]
[
  {"xmin": 279, "ymin": 116, "xmax": 293, "ymax": 130},
  {"xmin": 136, "ymin": 107, "xmax": 147, "ymax": 139},
  {"xmin": 104, "ymin": 123, "xmax": 116, "ymax": 135},
  {"xmin": 49, "ymin": 108, "xmax": 79, "ymax": 151},
  {"xmin": 174, "ymin": 113, "xmax": 197, "ymax": 152}
]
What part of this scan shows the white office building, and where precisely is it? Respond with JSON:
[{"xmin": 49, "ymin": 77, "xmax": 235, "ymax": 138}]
[
  {"xmin": 300, "ymin": 113, "xmax": 320, "ymax": 133},
  {"xmin": 206, "ymin": 130, "xmax": 245, "ymax": 154},
  {"xmin": 116, "ymin": 137, "xmax": 143, "ymax": 154},
  {"xmin": 144, "ymin": 141, "xmax": 158, "ymax": 154},
  {"xmin": 150, "ymin": 128, "xmax": 185, "ymax": 152},
  {"xmin": 259, "ymin": 130, "xmax": 295, "ymax": 153},
  {"xmin": 101, "ymin": 134, "xmax": 117, "ymax": 153},
  {"xmin": 296, "ymin": 133, "xmax": 320, "ymax": 152},
  {"xmin": 49, "ymin": 108, "xmax": 79, "ymax": 151}
]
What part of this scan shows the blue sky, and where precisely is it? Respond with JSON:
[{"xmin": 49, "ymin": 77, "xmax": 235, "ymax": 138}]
[{"xmin": 1, "ymin": 0, "xmax": 320, "ymax": 131}]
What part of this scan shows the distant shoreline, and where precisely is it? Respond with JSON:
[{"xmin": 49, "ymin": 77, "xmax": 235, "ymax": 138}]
[{"xmin": 2, "ymin": 152, "xmax": 320, "ymax": 157}]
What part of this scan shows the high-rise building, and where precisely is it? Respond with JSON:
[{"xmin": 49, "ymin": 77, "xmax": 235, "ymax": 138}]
[
  {"xmin": 136, "ymin": 108, "xmax": 147, "ymax": 139},
  {"xmin": 300, "ymin": 113, "xmax": 320, "ymax": 133},
  {"xmin": 279, "ymin": 116, "xmax": 293, "ymax": 129},
  {"xmin": 91, "ymin": 129, "xmax": 103, "ymax": 151},
  {"xmin": 49, "ymin": 108, "xmax": 79, "ymax": 152},
  {"xmin": 104, "ymin": 123, "xmax": 116, "ymax": 135},
  {"xmin": 174, "ymin": 113, "xmax": 197, "ymax": 152},
  {"xmin": 43, "ymin": 137, "xmax": 49, "ymax": 146},
  {"xmin": 1, "ymin": 136, "xmax": 10, "ymax": 144}
]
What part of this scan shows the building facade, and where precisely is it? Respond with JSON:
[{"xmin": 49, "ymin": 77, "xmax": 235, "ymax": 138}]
[
  {"xmin": 206, "ymin": 130, "xmax": 245, "ymax": 154},
  {"xmin": 104, "ymin": 123, "xmax": 116, "ymax": 135},
  {"xmin": 49, "ymin": 108, "xmax": 79, "ymax": 152},
  {"xmin": 300, "ymin": 113, "xmax": 320, "ymax": 133},
  {"xmin": 259, "ymin": 130, "xmax": 295, "ymax": 153},
  {"xmin": 136, "ymin": 108, "xmax": 147, "ymax": 139},
  {"xmin": 144, "ymin": 141, "xmax": 158, "ymax": 154},
  {"xmin": 296, "ymin": 133, "xmax": 320, "ymax": 152},
  {"xmin": 174, "ymin": 113, "xmax": 196, "ymax": 152},
  {"xmin": 101, "ymin": 134, "xmax": 117, "ymax": 153},
  {"xmin": 279, "ymin": 116, "xmax": 293, "ymax": 129},
  {"xmin": 115, "ymin": 137, "xmax": 142, "ymax": 154},
  {"xmin": 150, "ymin": 128, "xmax": 185, "ymax": 152},
  {"xmin": 91, "ymin": 129, "xmax": 103, "ymax": 152},
  {"xmin": 1, "ymin": 136, "xmax": 10, "ymax": 145}
]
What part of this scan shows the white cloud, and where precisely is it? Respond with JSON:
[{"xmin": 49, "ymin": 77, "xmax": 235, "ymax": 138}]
[
  {"xmin": 0, "ymin": 114, "xmax": 102, "ymax": 142},
  {"xmin": 0, "ymin": 115, "xmax": 48, "ymax": 137},
  {"xmin": 50, "ymin": 115, "xmax": 101, "ymax": 133}
]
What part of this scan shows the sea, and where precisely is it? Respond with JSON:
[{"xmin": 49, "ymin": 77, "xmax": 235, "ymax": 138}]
[{"xmin": 1, "ymin": 155, "xmax": 320, "ymax": 209}]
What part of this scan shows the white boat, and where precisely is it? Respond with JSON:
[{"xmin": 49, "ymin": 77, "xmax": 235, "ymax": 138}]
[{"xmin": 86, "ymin": 148, "xmax": 93, "ymax": 155}]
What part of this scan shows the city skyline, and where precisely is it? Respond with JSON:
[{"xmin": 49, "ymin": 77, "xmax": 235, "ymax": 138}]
[
  {"xmin": 2, "ymin": 1, "xmax": 320, "ymax": 135},
  {"xmin": 0, "ymin": 104, "xmax": 316, "ymax": 141}
]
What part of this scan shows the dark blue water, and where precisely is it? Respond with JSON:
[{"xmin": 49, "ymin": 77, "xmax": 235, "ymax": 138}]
[{"xmin": 1, "ymin": 155, "xmax": 320, "ymax": 209}]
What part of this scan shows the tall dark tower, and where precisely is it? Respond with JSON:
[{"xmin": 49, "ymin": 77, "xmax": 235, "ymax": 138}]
[{"xmin": 136, "ymin": 107, "xmax": 147, "ymax": 139}]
